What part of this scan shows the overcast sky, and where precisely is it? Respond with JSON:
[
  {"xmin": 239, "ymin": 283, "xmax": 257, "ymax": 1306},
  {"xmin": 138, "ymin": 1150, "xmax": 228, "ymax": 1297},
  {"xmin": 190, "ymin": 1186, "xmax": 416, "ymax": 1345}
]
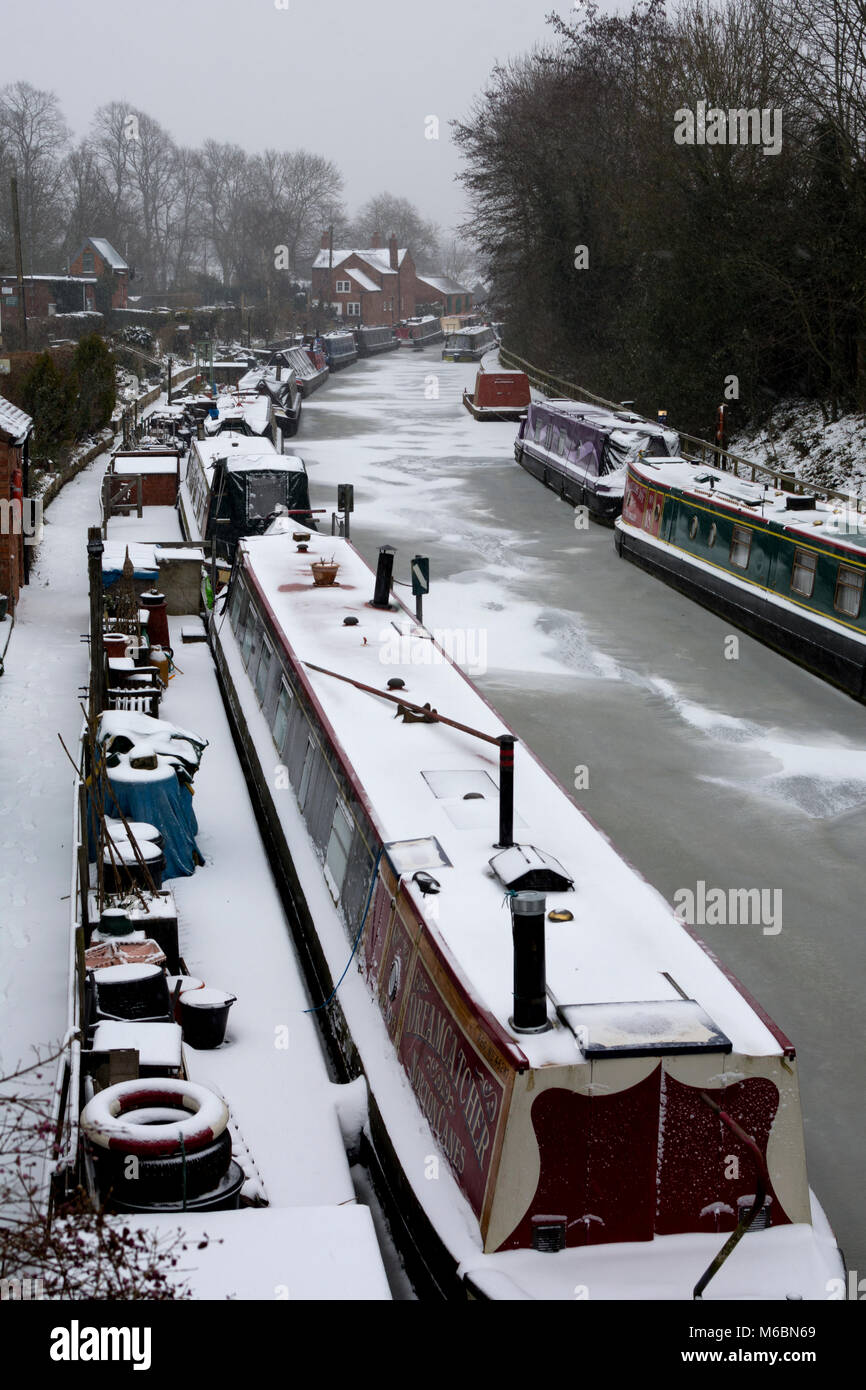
[{"xmin": 5, "ymin": 0, "xmax": 616, "ymax": 236}]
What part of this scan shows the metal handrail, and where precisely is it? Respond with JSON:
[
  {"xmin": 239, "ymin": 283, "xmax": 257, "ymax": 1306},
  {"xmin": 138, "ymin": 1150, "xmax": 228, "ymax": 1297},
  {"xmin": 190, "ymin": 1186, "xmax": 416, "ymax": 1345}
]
[{"xmin": 498, "ymin": 345, "xmax": 865, "ymax": 514}]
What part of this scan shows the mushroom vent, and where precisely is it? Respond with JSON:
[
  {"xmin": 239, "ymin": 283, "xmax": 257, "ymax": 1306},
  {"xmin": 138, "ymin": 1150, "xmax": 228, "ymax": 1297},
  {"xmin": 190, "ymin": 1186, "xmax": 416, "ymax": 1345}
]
[{"xmin": 489, "ymin": 844, "xmax": 573, "ymax": 892}]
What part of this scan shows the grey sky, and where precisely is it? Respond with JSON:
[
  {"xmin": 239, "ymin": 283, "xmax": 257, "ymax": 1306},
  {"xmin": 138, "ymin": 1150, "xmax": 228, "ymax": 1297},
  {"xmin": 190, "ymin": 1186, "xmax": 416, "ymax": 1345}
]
[{"xmin": 5, "ymin": 0, "xmax": 597, "ymax": 235}]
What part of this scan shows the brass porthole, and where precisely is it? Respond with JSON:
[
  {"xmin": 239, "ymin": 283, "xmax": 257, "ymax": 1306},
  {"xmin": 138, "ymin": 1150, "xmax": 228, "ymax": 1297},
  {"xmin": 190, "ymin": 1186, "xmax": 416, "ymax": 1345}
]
[
  {"xmin": 689, "ymin": 515, "xmax": 698, "ymax": 539},
  {"xmin": 708, "ymin": 522, "xmax": 717, "ymax": 547}
]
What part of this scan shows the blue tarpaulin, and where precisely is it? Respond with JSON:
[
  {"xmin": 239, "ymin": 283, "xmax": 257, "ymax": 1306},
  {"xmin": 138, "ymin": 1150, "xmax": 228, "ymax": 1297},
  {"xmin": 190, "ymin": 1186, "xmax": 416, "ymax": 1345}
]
[{"xmin": 90, "ymin": 759, "xmax": 201, "ymax": 879}]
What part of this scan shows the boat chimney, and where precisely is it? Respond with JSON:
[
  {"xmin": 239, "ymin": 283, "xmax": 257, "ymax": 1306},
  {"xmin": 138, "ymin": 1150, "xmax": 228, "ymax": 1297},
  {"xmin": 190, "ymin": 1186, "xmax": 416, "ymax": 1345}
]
[
  {"xmin": 276, "ymin": 362, "xmax": 282, "ymax": 380},
  {"xmin": 496, "ymin": 735, "xmax": 515, "ymax": 848},
  {"xmin": 371, "ymin": 545, "xmax": 396, "ymax": 608},
  {"xmin": 509, "ymin": 891, "xmax": 551, "ymax": 1033}
]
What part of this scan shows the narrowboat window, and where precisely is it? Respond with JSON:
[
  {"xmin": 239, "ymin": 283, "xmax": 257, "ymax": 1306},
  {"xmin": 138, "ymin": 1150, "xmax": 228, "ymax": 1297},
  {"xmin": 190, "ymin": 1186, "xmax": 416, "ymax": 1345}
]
[
  {"xmin": 242, "ymin": 612, "xmax": 259, "ymax": 669},
  {"xmin": 533, "ymin": 417, "xmax": 544, "ymax": 443},
  {"xmin": 246, "ymin": 474, "xmax": 285, "ymax": 521},
  {"xmin": 729, "ymin": 524, "xmax": 752, "ymax": 569},
  {"xmin": 298, "ymin": 736, "xmax": 316, "ymax": 811},
  {"xmin": 254, "ymin": 636, "xmax": 274, "ymax": 703},
  {"xmin": 689, "ymin": 515, "xmax": 699, "ymax": 540},
  {"xmin": 790, "ymin": 548, "xmax": 817, "ymax": 598},
  {"xmin": 708, "ymin": 522, "xmax": 717, "ymax": 547},
  {"xmin": 834, "ymin": 563, "xmax": 864, "ymax": 617},
  {"xmin": 272, "ymin": 680, "xmax": 293, "ymax": 752},
  {"xmin": 229, "ymin": 580, "xmax": 246, "ymax": 633},
  {"xmin": 325, "ymin": 799, "xmax": 354, "ymax": 898}
]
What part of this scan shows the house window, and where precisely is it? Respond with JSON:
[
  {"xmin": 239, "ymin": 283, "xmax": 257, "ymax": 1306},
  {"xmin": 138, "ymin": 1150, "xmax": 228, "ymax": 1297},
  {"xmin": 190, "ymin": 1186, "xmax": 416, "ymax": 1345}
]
[
  {"xmin": 834, "ymin": 563, "xmax": 864, "ymax": 617},
  {"xmin": 346, "ymin": 302, "xmax": 361, "ymax": 317},
  {"xmin": 688, "ymin": 515, "xmax": 699, "ymax": 540},
  {"xmin": 729, "ymin": 524, "xmax": 752, "ymax": 569},
  {"xmin": 790, "ymin": 547, "xmax": 816, "ymax": 598},
  {"xmin": 335, "ymin": 280, "xmax": 351, "ymax": 293},
  {"xmin": 325, "ymin": 798, "xmax": 354, "ymax": 899},
  {"xmin": 82, "ymin": 251, "xmax": 94, "ymax": 273}
]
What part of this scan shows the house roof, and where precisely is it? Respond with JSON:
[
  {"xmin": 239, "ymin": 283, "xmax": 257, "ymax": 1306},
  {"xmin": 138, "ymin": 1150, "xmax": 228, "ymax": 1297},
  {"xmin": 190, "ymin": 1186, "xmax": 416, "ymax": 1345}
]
[
  {"xmin": 0, "ymin": 395, "xmax": 33, "ymax": 445},
  {"xmin": 416, "ymin": 272, "xmax": 470, "ymax": 296},
  {"xmin": 75, "ymin": 237, "xmax": 128, "ymax": 272},
  {"xmin": 341, "ymin": 265, "xmax": 380, "ymax": 292},
  {"xmin": 312, "ymin": 246, "xmax": 407, "ymax": 275}
]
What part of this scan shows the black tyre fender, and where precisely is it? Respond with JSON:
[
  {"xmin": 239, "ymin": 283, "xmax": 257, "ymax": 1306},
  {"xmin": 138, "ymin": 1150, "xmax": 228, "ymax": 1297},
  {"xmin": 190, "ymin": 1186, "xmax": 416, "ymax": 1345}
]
[{"xmin": 99, "ymin": 1128, "xmax": 233, "ymax": 1202}]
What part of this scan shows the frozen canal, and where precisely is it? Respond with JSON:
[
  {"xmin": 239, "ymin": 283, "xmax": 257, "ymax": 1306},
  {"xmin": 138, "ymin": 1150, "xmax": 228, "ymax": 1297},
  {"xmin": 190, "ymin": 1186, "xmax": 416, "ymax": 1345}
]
[{"xmin": 301, "ymin": 345, "xmax": 865, "ymax": 1281}]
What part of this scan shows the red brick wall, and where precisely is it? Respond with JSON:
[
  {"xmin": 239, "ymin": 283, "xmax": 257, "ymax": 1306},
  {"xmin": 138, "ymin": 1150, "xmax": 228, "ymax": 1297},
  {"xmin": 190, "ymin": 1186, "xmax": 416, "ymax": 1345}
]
[{"xmin": 0, "ymin": 438, "xmax": 24, "ymax": 611}]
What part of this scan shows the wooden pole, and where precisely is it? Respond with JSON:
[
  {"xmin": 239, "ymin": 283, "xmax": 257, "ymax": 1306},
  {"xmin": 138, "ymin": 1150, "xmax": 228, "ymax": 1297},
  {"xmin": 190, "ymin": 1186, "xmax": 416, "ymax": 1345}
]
[
  {"xmin": 10, "ymin": 177, "xmax": 27, "ymax": 349},
  {"xmin": 87, "ymin": 528, "xmax": 105, "ymax": 719}
]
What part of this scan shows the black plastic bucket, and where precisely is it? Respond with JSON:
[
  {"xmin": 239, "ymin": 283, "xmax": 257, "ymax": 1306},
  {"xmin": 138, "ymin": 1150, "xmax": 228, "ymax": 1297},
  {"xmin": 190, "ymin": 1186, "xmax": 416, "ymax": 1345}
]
[{"xmin": 179, "ymin": 988, "xmax": 237, "ymax": 1049}]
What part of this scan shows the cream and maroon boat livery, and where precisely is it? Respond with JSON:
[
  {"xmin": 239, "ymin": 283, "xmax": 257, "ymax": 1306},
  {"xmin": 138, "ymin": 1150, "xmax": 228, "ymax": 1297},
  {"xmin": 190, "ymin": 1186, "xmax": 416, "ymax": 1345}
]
[{"xmin": 211, "ymin": 531, "xmax": 842, "ymax": 1299}]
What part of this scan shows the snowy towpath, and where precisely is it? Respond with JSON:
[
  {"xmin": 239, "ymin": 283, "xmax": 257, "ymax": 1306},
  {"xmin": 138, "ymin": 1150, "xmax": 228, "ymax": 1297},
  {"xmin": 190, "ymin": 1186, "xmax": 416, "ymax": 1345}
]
[{"xmin": 0, "ymin": 444, "xmax": 112, "ymax": 1077}]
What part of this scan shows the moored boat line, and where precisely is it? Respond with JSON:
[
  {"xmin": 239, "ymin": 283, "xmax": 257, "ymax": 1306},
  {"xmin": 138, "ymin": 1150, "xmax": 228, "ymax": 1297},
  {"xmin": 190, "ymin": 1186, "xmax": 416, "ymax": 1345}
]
[{"xmin": 47, "ymin": 432, "xmax": 394, "ymax": 1299}]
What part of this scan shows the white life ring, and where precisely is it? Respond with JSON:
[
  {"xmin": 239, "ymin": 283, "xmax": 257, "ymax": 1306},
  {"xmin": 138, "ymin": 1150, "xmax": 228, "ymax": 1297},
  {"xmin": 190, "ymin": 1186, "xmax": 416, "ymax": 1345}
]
[{"xmin": 80, "ymin": 1078, "xmax": 229, "ymax": 1157}]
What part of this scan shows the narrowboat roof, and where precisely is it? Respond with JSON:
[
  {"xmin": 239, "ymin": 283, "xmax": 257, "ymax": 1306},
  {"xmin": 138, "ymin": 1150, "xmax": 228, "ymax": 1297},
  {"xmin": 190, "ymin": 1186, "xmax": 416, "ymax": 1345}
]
[
  {"xmin": 322, "ymin": 331, "xmax": 356, "ymax": 343},
  {"xmin": 193, "ymin": 435, "xmax": 305, "ymax": 475},
  {"xmin": 236, "ymin": 533, "xmax": 785, "ymax": 1068},
  {"xmin": 204, "ymin": 392, "xmax": 272, "ymax": 436},
  {"xmin": 630, "ymin": 455, "xmax": 866, "ymax": 555}
]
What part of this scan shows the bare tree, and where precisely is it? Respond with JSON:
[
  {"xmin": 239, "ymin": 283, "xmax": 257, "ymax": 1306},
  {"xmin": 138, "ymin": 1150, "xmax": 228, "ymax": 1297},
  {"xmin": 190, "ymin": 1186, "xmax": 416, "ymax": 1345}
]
[{"xmin": 0, "ymin": 82, "xmax": 69, "ymax": 269}]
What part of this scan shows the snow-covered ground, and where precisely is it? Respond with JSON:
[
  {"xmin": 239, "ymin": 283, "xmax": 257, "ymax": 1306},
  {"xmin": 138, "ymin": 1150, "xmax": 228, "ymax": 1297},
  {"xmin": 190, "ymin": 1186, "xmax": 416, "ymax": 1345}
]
[{"xmin": 731, "ymin": 399, "xmax": 866, "ymax": 499}]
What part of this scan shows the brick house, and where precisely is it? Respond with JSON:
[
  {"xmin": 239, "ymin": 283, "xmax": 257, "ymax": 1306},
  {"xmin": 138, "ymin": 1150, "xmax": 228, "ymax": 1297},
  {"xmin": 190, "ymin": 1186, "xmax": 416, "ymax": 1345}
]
[
  {"xmin": 0, "ymin": 394, "xmax": 33, "ymax": 614},
  {"xmin": 312, "ymin": 235, "xmax": 417, "ymax": 323},
  {"xmin": 0, "ymin": 275, "xmax": 98, "ymax": 338},
  {"xmin": 414, "ymin": 273, "xmax": 473, "ymax": 317},
  {"xmin": 68, "ymin": 238, "xmax": 130, "ymax": 310}
]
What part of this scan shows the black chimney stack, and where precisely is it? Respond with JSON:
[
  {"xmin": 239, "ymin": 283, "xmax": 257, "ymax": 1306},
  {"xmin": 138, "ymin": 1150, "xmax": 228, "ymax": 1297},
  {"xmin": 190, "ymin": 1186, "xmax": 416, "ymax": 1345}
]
[
  {"xmin": 509, "ymin": 891, "xmax": 550, "ymax": 1033},
  {"xmin": 496, "ymin": 735, "xmax": 515, "ymax": 848},
  {"xmin": 371, "ymin": 545, "xmax": 396, "ymax": 608}
]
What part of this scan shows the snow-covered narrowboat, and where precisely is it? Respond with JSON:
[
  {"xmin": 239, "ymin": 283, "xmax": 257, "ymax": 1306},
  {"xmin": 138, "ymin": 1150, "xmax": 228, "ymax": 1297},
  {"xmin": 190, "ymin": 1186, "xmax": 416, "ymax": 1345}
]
[
  {"xmin": 463, "ymin": 369, "xmax": 531, "ymax": 422},
  {"xmin": 442, "ymin": 325, "xmax": 498, "ymax": 362},
  {"xmin": 615, "ymin": 455, "xmax": 866, "ymax": 699},
  {"xmin": 179, "ymin": 433, "xmax": 316, "ymax": 559},
  {"xmin": 322, "ymin": 331, "xmax": 359, "ymax": 371},
  {"xmin": 259, "ymin": 346, "xmax": 328, "ymax": 399},
  {"xmin": 398, "ymin": 315, "xmax": 445, "ymax": 349},
  {"xmin": 354, "ymin": 324, "xmax": 400, "ymax": 356},
  {"xmin": 515, "ymin": 399, "xmax": 680, "ymax": 522},
  {"xmin": 210, "ymin": 530, "xmax": 842, "ymax": 1299},
  {"xmin": 232, "ymin": 369, "xmax": 303, "ymax": 438}
]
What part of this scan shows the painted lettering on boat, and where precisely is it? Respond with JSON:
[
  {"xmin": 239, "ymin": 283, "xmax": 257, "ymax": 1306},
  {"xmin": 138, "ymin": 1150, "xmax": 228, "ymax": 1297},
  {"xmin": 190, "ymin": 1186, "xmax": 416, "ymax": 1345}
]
[{"xmin": 398, "ymin": 956, "xmax": 504, "ymax": 1216}]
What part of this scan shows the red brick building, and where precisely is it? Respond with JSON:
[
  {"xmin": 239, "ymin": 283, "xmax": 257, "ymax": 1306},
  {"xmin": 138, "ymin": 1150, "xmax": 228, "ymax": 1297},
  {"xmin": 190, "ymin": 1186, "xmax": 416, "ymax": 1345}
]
[
  {"xmin": 312, "ymin": 235, "xmax": 417, "ymax": 323},
  {"xmin": 68, "ymin": 238, "xmax": 130, "ymax": 310},
  {"xmin": 0, "ymin": 394, "xmax": 33, "ymax": 615},
  {"xmin": 0, "ymin": 275, "xmax": 98, "ymax": 338},
  {"xmin": 414, "ymin": 273, "xmax": 472, "ymax": 317}
]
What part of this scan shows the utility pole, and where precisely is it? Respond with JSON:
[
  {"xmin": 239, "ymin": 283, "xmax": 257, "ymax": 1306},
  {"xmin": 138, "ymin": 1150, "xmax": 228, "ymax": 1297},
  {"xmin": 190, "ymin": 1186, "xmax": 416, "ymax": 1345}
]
[
  {"xmin": 87, "ymin": 528, "xmax": 106, "ymax": 720},
  {"xmin": 328, "ymin": 223, "xmax": 333, "ymax": 325},
  {"xmin": 11, "ymin": 177, "xmax": 27, "ymax": 349}
]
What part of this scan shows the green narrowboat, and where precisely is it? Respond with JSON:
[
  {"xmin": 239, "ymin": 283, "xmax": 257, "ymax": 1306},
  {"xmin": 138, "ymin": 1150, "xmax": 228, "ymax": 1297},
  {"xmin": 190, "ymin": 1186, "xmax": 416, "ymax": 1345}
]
[{"xmin": 615, "ymin": 456, "xmax": 866, "ymax": 699}]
